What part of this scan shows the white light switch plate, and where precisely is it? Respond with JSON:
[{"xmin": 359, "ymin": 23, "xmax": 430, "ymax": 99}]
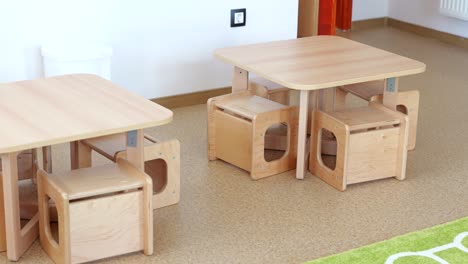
[
  {"xmin": 231, "ymin": 8, "xmax": 246, "ymax": 27},
  {"xmin": 234, "ymin": 12, "xmax": 244, "ymax": 24}
]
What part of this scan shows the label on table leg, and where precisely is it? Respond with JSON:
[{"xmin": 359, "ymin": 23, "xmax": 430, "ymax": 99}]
[
  {"xmin": 127, "ymin": 130, "xmax": 138, "ymax": 147},
  {"xmin": 386, "ymin": 78, "xmax": 396, "ymax": 93}
]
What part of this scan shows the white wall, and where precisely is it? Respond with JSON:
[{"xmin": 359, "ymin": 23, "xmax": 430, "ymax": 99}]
[
  {"xmin": 388, "ymin": 0, "xmax": 468, "ymax": 38},
  {"xmin": 352, "ymin": 0, "xmax": 389, "ymax": 21},
  {"xmin": 0, "ymin": 0, "xmax": 298, "ymax": 98}
]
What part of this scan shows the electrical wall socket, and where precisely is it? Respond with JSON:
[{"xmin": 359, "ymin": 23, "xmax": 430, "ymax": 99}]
[{"xmin": 231, "ymin": 8, "xmax": 246, "ymax": 27}]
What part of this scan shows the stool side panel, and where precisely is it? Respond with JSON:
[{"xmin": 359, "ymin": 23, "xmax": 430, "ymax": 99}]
[
  {"xmin": 144, "ymin": 139, "xmax": 181, "ymax": 209},
  {"xmin": 399, "ymin": 91, "xmax": 419, "ymax": 150},
  {"xmin": 69, "ymin": 191, "xmax": 144, "ymax": 263},
  {"xmin": 251, "ymin": 108, "xmax": 298, "ymax": 179},
  {"xmin": 214, "ymin": 110, "xmax": 253, "ymax": 171},
  {"xmin": 377, "ymin": 90, "xmax": 419, "ymax": 150},
  {"xmin": 346, "ymin": 128, "xmax": 399, "ymax": 184},
  {"xmin": 310, "ymin": 111, "xmax": 349, "ymax": 191}
]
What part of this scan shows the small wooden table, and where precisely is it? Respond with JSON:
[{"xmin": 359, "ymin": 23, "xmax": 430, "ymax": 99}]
[
  {"xmin": 214, "ymin": 36, "xmax": 426, "ymax": 180},
  {"xmin": 0, "ymin": 74, "xmax": 172, "ymax": 261}
]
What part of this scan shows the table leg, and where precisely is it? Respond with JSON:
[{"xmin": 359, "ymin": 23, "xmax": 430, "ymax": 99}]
[
  {"xmin": 126, "ymin": 130, "xmax": 145, "ymax": 170},
  {"xmin": 42, "ymin": 146, "xmax": 52, "ymax": 173},
  {"xmin": 0, "ymin": 167, "xmax": 6, "ymax": 253},
  {"xmin": 383, "ymin": 77, "xmax": 399, "ymax": 108},
  {"xmin": 296, "ymin": 90, "xmax": 310, "ymax": 180},
  {"xmin": 382, "ymin": 77, "xmax": 407, "ymax": 180},
  {"xmin": 318, "ymin": 88, "xmax": 338, "ymax": 155},
  {"xmin": 1, "ymin": 152, "xmax": 39, "ymax": 261},
  {"xmin": 232, "ymin": 66, "xmax": 249, "ymax": 93},
  {"xmin": 70, "ymin": 141, "xmax": 92, "ymax": 170},
  {"xmin": 125, "ymin": 129, "xmax": 153, "ymax": 255}
]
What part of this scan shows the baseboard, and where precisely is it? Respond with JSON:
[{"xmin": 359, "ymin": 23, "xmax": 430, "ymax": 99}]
[
  {"xmin": 351, "ymin": 17, "xmax": 468, "ymax": 49},
  {"xmin": 151, "ymin": 87, "xmax": 231, "ymax": 109},
  {"xmin": 351, "ymin": 17, "xmax": 388, "ymax": 31},
  {"xmin": 387, "ymin": 18, "xmax": 468, "ymax": 49}
]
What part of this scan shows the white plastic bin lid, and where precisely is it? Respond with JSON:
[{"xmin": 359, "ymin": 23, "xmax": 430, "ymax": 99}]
[{"xmin": 41, "ymin": 44, "xmax": 113, "ymax": 62}]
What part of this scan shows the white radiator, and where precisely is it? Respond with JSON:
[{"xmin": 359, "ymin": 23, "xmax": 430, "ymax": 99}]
[{"xmin": 440, "ymin": 0, "xmax": 468, "ymax": 21}]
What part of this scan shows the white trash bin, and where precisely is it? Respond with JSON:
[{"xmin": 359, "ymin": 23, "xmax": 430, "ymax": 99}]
[{"xmin": 41, "ymin": 45, "xmax": 113, "ymax": 80}]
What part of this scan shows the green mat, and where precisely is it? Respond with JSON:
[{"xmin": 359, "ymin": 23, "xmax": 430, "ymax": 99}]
[{"xmin": 307, "ymin": 217, "xmax": 468, "ymax": 264}]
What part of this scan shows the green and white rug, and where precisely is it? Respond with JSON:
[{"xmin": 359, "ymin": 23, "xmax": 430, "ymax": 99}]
[{"xmin": 307, "ymin": 217, "xmax": 468, "ymax": 264}]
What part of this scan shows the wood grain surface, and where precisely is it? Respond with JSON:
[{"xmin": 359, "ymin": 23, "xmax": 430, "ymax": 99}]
[
  {"xmin": 0, "ymin": 74, "xmax": 173, "ymax": 153},
  {"xmin": 215, "ymin": 36, "xmax": 425, "ymax": 90}
]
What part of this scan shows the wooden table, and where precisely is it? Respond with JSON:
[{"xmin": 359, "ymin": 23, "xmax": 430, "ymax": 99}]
[
  {"xmin": 0, "ymin": 74, "xmax": 173, "ymax": 261},
  {"xmin": 214, "ymin": 36, "xmax": 426, "ymax": 180}
]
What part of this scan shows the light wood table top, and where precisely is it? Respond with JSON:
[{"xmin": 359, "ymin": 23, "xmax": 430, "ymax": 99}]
[
  {"xmin": 214, "ymin": 36, "xmax": 426, "ymax": 90},
  {"xmin": 0, "ymin": 74, "xmax": 173, "ymax": 153}
]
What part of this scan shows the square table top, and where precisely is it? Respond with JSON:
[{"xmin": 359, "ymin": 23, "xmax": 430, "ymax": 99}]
[
  {"xmin": 214, "ymin": 36, "xmax": 426, "ymax": 90},
  {"xmin": 0, "ymin": 74, "xmax": 173, "ymax": 153}
]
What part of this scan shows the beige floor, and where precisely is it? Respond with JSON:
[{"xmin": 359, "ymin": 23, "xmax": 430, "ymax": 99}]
[{"xmin": 5, "ymin": 26, "xmax": 468, "ymax": 263}]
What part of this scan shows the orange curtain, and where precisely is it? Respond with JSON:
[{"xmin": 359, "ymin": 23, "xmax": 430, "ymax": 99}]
[
  {"xmin": 336, "ymin": 0, "xmax": 353, "ymax": 31},
  {"xmin": 318, "ymin": 0, "xmax": 337, "ymax": 35}
]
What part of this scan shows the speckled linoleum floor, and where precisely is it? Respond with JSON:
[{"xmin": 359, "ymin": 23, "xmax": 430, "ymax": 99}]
[{"xmin": 4, "ymin": 26, "xmax": 468, "ymax": 263}]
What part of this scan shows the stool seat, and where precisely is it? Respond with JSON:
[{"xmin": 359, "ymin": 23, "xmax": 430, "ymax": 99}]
[
  {"xmin": 325, "ymin": 106, "xmax": 401, "ymax": 131},
  {"xmin": 215, "ymin": 94, "xmax": 288, "ymax": 120},
  {"xmin": 47, "ymin": 161, "xmax": 144, "ymax": 200},
  {"xmin": 340, "ymin": 80, "xmax": 383, "ymax": 101}
]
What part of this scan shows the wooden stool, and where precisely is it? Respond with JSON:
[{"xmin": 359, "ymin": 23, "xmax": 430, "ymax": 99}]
[
  {"xmin": 37, "ymin": 158, "xmax": 153, "ymax": 264},
  {"xmin": 207, "ymin": 91, "xmax": 298, "ymax": 180},
  {"xmin": 248, "ymin": 78, "xmax": 290, "ymax": 105},
  {"xmin": 80, "ymin": 134, "xmax": 180, "ymax": 209},
  {"xmin": 310, "ymin": 102, "xmax": 409, "ymax": 191},
  {"xmin": 337, "ymin": 80, "xmax": 419, "ymax": 150}
]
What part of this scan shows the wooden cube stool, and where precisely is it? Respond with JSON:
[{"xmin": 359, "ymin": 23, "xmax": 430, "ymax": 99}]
[
  {"xmin": 207, "ymin": 91, "xmax": 298, "ymax": 180},
  {"xmin": 310, "ymin": 102, "xmax": 409, "ymax": 191},
  {"xmin": 79, "ymin": 134, "xmax": 180, "ymax": 209},
  {"xmin": 248, "ymin": 77, "xmax": 290, "ymax": 105},
  {"xmin": 37, "ymin": 158, "xmax": 153, "ymax": 264},
  {"xmin": 337, "ymin": 80, "xmax": 419, "ymax": 150}
]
